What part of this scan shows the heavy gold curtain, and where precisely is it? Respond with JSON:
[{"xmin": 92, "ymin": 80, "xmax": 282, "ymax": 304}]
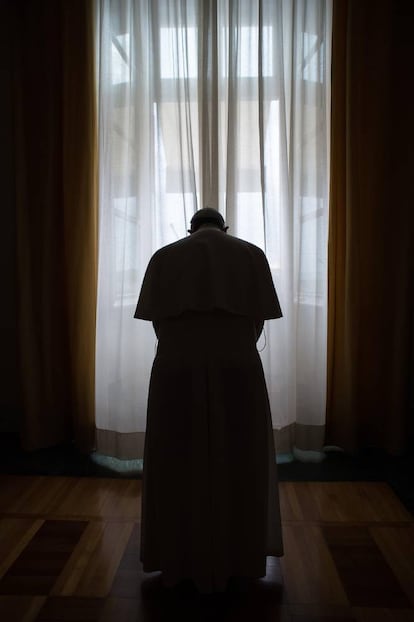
[
  {"xmin": 14, "ymin": 0, "xmax": 97, "ymax": 452},
  {"xmin": 327, "ymin": 0, "xmax": 413, "ymax": 454}
]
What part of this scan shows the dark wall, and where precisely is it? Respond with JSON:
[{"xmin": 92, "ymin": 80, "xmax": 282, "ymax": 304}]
[{"xmin": 0, "ymin": 3, "xmax": 21, "ymax": 432}]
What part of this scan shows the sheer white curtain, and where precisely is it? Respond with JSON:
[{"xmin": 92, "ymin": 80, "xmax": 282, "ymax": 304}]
[{"xmin": 95, "ymin": 0, "xmax": 332, "ymax": 459}]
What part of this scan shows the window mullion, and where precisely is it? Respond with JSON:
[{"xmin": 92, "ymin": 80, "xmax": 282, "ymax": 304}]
[{"xmin": 198, "ymin": 0, "xmax": 219, "ymax": 211}]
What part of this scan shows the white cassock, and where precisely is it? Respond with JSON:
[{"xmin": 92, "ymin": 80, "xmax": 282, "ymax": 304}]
[{"xmin": 134, "ymin": 227, "xmax": 284, "ymax": 593}]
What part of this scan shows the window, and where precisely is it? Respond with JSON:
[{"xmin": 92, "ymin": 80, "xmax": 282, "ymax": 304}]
[
  {"xmin": 95, "ymin": 0, "xmax": 332, "ymax": 445},
  {"xmin": 104, "ymin": 1, "xmax": 329, "ymax": 306}
]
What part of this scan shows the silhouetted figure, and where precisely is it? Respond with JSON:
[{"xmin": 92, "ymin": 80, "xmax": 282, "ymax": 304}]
[{"xmin": 134, "ymin": 207, "xmax": 284, "ymax": 593}]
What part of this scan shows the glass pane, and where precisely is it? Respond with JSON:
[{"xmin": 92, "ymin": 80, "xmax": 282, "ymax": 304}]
[
  {"xmin": 160, "ymin": 27, "xmax": 198, "ymax": 79},
  {"xmin": 303, "ymin": 32, "xmax": 323, "ymax": 83},
  {"xmin": 221, "ymin": 26, "xmax": 273, "ymax": 78},
  {"xmin": 111, "ymin": 34, "xmax": 130, "ymax": 84}
]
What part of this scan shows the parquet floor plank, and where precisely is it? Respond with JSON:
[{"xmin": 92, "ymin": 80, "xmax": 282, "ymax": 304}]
[
  {"xmin": 352, "ymin": 607, "xmax": 414, "ymax": 621},
  {"xmin": 288, "ymin": 603, "xmax": 357, "ymax": 621},
  {"xmin": 99, "ymin": 597, "xmax": 141, "ymax": 622},
  {"xmin": 322, "ymin": 525, "xmax": 411, "ymax": 608},
  {"xmin": 0, "ymin": 520, "xmax": 87, "ymax": 596},
  {"xmin": 109, "ymin": 523, "xmax": 143, "ymax": 599},
  {"xmin": 370, "ymin": 524, "xmax": 414, "ymax": 607},
  {"xmin": 0, "ymin": 476, "xmax": 412, "ymax": 621},
  {"xmin": 44, "ymin": 478, "xmax": 140, "ymax": 521},
  {"xmin": 97, "ymin": 479, "xmax": 141, "ymax": 520},
  {"xmin": 71, "ymin": 521, "xmax": 134, "ymax": 598},
  {"xmin": 280, "ymin": 482, "xmax": 412, "ymax": 524},
  {"xmin": 0, "ymin": 476, "xmax": 141, "ymax": 521},
  {"xmin": 280, "ymin": 524, "xmax": 349, "ymax": 605},
  {"xmin": 35, "ymin": 596, "xmax": 105, "ymax": 621},
  {"xmin": 0, "ymin": 518, "xmax": 44, "ymax": 579},
  {"xmin": 0, "ymin": 476, "xmax": 73, "ymax": 516},
  {"xmin": 51, "ymin": 521, "xmax": 107, "ymax": 596},
  {"xmin": 0, "ymin": 595, "xmax": 46, "ymax": 622},
  {"xmin": 0, "ymin": 476, "xmax": 39, "ymax": 513},
  {"xmin": 357, "ymin": 483, "xmax": 413, "ymax": 523}
]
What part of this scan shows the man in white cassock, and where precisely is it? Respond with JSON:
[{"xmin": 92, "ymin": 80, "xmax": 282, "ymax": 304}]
[{"xmin": 134, "ymin": 207, "xmax": 284, "ymax": 594}]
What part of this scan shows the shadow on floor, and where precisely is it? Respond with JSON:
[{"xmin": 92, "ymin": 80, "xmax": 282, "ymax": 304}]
[{"xmin": 0, "ymin": 433, "xmax": 413, "ymax": 515}]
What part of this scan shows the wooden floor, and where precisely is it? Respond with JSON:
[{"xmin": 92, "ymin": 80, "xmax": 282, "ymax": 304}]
[{"xmin": 0, "ymin": 476, "xmax": 413, "ymax": 621}]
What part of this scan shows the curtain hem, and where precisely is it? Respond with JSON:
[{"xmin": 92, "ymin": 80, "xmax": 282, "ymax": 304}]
[{"xmin": 95, "ymin": 423, "xmax": 326, "ymax": 460}]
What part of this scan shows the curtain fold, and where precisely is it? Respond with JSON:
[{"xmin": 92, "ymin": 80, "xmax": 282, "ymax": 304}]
[
  {"xmin": 61, "ymin": 1, "xmax": 99, "ymax": 452},
  {"xmin": 95, "ymin": 0, "xmax": 332, "ymax": 459},
  {"xmin": 14, "ymin": 0, "xmax": 98, "ymax": 452},
  {"xmin": 326, "ymin": 0, "xmax": 414, "ymax": 454}
]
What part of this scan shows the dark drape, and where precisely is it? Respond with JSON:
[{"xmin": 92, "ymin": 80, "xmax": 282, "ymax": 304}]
[
  {"xmin": 326, "ymin": 0, "xmax": 414, "ymax": 454},
  {"xmin": 0, "ymin": 2, "xmax": 20, "ymax": 432},
  {"xmin": 13, "ymin": 0, "xmax": 97, "ymax": 451}
]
